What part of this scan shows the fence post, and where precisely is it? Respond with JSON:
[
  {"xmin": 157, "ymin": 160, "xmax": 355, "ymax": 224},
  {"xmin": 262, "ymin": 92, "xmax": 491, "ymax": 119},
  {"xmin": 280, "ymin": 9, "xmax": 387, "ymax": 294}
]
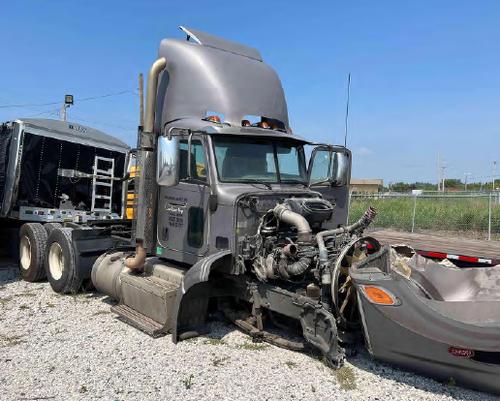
[
  {"xmin": 488, "ymin": 193, "xmax": 492, "ymax": 241},
  {"xmin": 411, "ymin": 195, "xmax": 417, "ymax": 233}
]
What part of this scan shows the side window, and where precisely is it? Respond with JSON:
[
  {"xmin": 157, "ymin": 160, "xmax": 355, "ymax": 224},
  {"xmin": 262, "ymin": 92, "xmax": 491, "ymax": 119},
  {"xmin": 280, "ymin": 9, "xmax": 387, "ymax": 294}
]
[
  {"xmin": 309, "ymin": 149, "xmax": 331, "ymax": 183},
  {"xmin": 179, "ymin": 139, "xmax": 207, "ymax": 182}
]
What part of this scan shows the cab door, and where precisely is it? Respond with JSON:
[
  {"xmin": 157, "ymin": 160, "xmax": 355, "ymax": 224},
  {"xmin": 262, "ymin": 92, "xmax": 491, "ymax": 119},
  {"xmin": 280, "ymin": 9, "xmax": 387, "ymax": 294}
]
[
  {"xmin": 308, "ymin": 146, "xmax": 351, "ymax": 229},
  {"xmin": 157, "ymin": 134, "xmax": 210, "ymax": 264}
]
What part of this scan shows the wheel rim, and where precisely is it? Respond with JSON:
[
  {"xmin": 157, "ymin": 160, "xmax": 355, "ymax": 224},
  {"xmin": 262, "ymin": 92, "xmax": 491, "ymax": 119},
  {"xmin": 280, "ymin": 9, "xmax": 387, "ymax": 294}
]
[
  {"xmin": 20, "ymin": 235, "xmax": 32, "ymax": 270},
  {"xmin": 49, "ymin": 242, "xmax": 64, "ymax": 280}
]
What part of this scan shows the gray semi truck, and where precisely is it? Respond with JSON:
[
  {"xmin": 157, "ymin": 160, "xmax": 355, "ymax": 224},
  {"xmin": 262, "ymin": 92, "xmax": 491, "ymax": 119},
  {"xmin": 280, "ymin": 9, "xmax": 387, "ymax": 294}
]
[
  {"xmin": 42, "ymin": 26, "xmax": 500, "ymax": 393},
  {"xmin": 0, "ymin": 119, "xmax": 131, "ymax": 282}
]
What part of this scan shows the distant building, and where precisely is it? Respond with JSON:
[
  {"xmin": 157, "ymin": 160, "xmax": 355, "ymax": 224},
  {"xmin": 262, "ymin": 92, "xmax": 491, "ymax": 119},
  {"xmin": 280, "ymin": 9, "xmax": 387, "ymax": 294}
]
[{"xmin": 350, "ymin": 178, "xmax": 383, "ymax": 193}]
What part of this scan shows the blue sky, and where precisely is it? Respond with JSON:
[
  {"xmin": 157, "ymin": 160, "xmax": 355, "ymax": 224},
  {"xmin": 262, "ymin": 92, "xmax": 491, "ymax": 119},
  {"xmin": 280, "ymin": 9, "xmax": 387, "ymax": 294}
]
[{"xmin": 1, "ymin": 1, "xmax": 499, "ymax": 185}]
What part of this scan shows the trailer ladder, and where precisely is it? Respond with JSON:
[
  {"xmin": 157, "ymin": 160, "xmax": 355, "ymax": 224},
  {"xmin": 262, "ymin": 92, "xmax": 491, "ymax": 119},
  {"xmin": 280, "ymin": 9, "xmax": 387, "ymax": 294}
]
[{"xmin": 91, "ymin": 156, "xmax": 115, "ymax": 213}]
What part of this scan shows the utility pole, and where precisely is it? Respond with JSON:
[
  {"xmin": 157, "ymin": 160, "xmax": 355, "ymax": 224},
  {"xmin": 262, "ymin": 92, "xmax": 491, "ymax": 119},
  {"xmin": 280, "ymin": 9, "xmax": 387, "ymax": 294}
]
[
  {"xmin": 464, "ymin": 172, "xmax": 471, "ymax": 191},
  {"xmin": 437, "ymin": 153, "xmax": 441, "ymax": 191},
  {"xmin": 493, "ymin": 161, "xmax": 497, "ymax": 191},
  {"xmin": 441, "ymin": 164, "xmax": 446, "ymax": 192},
  {"xmin": 60, "ymin": 95, "xmax": 74, "ymax": 122},
  {"xmin": 138, "ymin": 73, "xmax": 144, "ymax": 128}
]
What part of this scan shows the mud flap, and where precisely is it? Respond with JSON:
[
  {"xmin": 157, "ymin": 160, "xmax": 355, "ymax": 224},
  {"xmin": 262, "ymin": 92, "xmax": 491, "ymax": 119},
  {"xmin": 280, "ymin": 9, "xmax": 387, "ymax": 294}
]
[{"xmin": 299, "ymin": 302, "xmax": 345, "ymax": 368}]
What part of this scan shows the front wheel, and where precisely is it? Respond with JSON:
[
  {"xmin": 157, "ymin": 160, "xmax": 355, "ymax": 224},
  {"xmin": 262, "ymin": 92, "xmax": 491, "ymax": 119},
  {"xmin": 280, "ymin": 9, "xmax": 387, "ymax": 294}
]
[{"xmin": 45, "ymin": 228, "xmax": 82, "ymax": 294}]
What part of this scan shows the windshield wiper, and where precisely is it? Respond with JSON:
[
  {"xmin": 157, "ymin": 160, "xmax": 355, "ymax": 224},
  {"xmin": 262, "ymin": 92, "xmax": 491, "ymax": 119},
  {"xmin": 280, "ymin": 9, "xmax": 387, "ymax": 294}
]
[
  {"xmin": 238, "ymin": 180, "xmax": 273, "ymax": 190},
  {"xmin": 281, "ymin": 179, "xmax": 308, "ymax": 187}
]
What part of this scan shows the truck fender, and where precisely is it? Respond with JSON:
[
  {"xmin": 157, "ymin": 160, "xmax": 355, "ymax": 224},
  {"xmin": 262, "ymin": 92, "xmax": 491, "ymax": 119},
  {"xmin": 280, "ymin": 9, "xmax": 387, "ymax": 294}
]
[{"xmin": 171, "ymin": 250, "xmax": 232, "ymax": 342}]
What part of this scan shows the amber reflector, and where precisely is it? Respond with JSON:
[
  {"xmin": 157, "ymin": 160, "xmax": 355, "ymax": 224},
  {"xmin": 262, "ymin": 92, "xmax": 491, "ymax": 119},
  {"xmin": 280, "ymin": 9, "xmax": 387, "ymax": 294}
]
[
  {"xmin": 363, "ymin": 286, "xmax": 396, "ymax": 305},
  {"xmin": 258, "ymin": 121, "xmax": 270, "ymax": 129},
  {"xmin": 206, "ymin": 115, "xmax": 221, "ymax": 123}
]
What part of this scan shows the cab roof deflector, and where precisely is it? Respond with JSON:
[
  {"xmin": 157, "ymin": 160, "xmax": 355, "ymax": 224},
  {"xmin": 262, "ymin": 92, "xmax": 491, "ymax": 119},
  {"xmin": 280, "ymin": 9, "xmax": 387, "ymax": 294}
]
[{"xmin": 179, "ymin": 26, "xmax": 263, "ymax": 61}]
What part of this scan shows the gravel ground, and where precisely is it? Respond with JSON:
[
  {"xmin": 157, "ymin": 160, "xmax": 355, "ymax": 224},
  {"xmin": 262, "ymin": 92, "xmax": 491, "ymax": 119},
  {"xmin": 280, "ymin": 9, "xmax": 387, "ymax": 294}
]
[{"xmin": 0, "ymin": 261, "xmax": 497, "ymax": 401}]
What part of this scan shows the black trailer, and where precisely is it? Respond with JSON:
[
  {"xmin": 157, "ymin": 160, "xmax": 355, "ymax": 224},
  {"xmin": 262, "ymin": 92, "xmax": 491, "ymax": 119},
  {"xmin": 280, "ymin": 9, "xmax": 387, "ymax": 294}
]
[{"xmin": 0, "ymin": 118, "xmax": 131, "ymax": 282}]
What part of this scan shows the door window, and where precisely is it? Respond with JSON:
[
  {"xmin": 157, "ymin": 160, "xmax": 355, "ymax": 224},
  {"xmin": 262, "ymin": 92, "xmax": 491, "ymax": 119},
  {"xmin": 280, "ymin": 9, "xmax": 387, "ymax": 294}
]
[{"xmin": 179, "ymin": 139, "xmax": 207, "ymax": 182}]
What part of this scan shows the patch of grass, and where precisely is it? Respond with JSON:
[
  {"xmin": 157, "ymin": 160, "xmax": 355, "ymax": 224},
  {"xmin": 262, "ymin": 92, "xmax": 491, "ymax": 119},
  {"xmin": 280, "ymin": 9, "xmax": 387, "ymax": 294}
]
[
  {"xmin": 203, "ymin": 338, "xmax": 226, "ymax": 346},
  {"xmin": 17, "ymin": 291, "xmax": 37, "ymax": 297},
  {"xmin": 19, "ymin": 304, "xmax": 29, "ymax": 310},
  {"xmin": 46, "ymin": 303, "xmax": 56, "ymax": 308},
  {"xmin": 311, "ymin": 384, "xmax": 316, "ymax": 393},
  {"xmin": 350, "ymin": 196, "xmax": 500, "ymax": 238},
  {"xmin": 284, "ymin": 360, "xmax": 298, "ymax": 369},
  {"xmin": 48, "ymin": 366, "xmax": 56, "ymax": 373},
  {"xmin": 335, "ymin": 366, "xmax": 357, "ymax": 391},
  {"xmin": 93, "ymin": 310, "xmax": 111, "ymax": 316},
  {"xmin": 79, "ymin": 385, "xmax": 88, "ymax": 393},
  {"xmin": 446, "ymin": 377, "xmax": 456, "ymax": 387},
  {"xmin": 0, "ymin": 333, "xmax": 25, "ymax": 347},
  {"xmin": 211, "ymin": 356, "xmax": 230, "ymax": 367},
  {"xmin": 181, "ymin": 374, "xmax": 194, "ymax": 390},
  {"xmin": 0, "ymin": 296, "xmax": 13, "ymax": 306},
  {"xmin": 236, "ymin": 341, "xmax": 269, "ymax": 351}
]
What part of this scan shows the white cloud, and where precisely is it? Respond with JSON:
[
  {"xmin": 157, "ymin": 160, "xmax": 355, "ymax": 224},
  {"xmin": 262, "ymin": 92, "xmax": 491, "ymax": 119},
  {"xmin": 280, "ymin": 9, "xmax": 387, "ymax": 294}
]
[{"xmin": 355, "ymin": 147, "xmax": 373, "ymax": 156}]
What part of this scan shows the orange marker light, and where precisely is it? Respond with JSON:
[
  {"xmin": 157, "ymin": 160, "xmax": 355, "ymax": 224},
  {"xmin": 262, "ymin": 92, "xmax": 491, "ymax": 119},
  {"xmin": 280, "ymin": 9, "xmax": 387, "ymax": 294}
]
[
  {"xmin": 258, "ymin": 121, "xmax": 270, "ymax": 129},
  {"xmin": 205, "ymin": 115, "xmax": 221, "ymax": 123},
  {"xmin": 362, "ymin": 285, "xmax": 396, "ymax": 305}
]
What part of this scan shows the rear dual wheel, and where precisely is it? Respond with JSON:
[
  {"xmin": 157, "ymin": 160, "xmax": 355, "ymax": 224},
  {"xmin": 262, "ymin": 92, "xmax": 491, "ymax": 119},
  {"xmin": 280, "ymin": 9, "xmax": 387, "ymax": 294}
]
[
  {"xmin": 18, "ymin": 222, "xmax": 63, "ymax": 282},
  {"xmin": 45, "ymin": 228, "xmax": 82, "ymax": 294}
]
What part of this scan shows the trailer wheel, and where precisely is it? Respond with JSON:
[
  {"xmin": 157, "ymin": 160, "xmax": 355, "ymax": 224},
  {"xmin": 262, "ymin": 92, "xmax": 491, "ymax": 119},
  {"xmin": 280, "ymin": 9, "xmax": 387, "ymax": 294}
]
[
  {"xmin": 45, "ymin": 228, "xmax": 82, "ymax": 294},
  {"xmin": 44, "ymin": 222, "xmax": 62, "ymax": 236},
  {"xmin": 19, "ymin": 223, "xmax": 48, "ymax": 282}
]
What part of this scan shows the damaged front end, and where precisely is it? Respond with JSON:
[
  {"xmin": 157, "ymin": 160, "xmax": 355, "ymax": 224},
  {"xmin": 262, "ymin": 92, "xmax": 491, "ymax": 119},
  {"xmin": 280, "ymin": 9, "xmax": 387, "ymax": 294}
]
[
  {"xmin": 223, "ymin": 194, "xmax": 379, "ymax": 367},
  {"xmin": 350, "ymin": 245, "xmax": 500, "ymax": 395}
]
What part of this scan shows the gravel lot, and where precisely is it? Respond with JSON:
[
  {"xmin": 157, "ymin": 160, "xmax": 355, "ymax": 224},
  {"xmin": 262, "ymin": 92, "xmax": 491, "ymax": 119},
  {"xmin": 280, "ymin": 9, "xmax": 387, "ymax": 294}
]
[{"xmin": 0, "ymin": 261, "xmax": 497, "ymax": 401}]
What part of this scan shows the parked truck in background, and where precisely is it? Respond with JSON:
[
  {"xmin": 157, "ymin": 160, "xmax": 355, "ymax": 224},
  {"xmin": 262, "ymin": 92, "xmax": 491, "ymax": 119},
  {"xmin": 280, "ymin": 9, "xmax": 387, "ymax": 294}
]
[{"xmin": 0, "ymin": 119, "xmax": 131, "ymax": 283}]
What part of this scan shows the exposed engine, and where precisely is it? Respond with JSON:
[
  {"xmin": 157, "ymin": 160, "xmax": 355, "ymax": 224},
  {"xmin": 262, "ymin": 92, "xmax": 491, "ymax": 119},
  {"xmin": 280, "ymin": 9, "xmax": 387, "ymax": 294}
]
[{"xmin": 238, "ymin": 196, "xmax": 377, "ymax": 303}]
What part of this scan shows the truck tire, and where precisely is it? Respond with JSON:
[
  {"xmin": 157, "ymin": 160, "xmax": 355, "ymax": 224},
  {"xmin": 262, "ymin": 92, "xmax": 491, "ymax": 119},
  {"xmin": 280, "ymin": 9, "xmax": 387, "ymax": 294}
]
[
  {"xmin": 19, "ymin": 223, "xmax": 48, "ymax": 282},
  {"xmin": 45, "ymin": 228, "xmax": 82, "ymax": 294},
  {"xmin": 44, "ymin": 222, "xmax": 62, "ymax": 236}
]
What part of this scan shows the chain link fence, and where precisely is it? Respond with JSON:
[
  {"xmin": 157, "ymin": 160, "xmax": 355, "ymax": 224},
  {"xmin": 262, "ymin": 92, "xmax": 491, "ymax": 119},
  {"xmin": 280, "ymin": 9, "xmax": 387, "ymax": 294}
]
[{"xmin": 349, "ymin": 192, "xmax": 500, "ymax": 240}]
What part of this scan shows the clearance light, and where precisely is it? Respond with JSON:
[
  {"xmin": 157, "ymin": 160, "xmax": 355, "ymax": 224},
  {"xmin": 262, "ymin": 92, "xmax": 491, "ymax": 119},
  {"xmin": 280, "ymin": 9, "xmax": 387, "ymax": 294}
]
[
  {"xmin": 205, "ymin": 115, "xmax": 221, "ymax": 123},
  {"xmin": 241, "ymin": 119, "xmax": 251, "ymax": 127},
  {"xmin": 448, "ymin": 347, "xmax": 474, "ymax": 358},
  {"xmin": 361, "ymin": 285, "xmax": 397, "ymax": 305},
  {"xmin": 258, "ymin": 121, "xmax": 270, "ymax": 129}
]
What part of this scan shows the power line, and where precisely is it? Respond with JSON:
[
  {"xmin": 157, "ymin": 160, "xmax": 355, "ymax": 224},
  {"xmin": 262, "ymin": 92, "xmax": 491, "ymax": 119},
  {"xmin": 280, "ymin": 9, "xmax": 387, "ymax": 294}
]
[{"xmin": 0, "ymin": 90, "xmax": 135, "ymax": 109}]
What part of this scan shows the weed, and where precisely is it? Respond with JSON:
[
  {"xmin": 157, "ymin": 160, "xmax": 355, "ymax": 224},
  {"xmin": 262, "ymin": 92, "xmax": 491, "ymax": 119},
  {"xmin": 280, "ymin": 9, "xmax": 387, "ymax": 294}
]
[
  {"xmin": 46, "ymin": 303, "xmax": 55, "ymax": 308},
  {"xmin": 19, "ymin": 304, "xmax": 29, "ymax": 310},
  {"xmin": 203, "ymin": 338, "xmax": 226, "ymax": 346},
  {"xmin": 79, "ymin": 385, "xmax": 88, "ymax": 393},
  {"xmin": 447, "ymin": 377, "xmax": 456, "ymax": 387},
  {"xmin": 311, "ymin": 384, "xmax": 316, "ymax": 393},
  {"xmin": 93, "ymin": 310, "xmax": 111, "ymax": 316},
  {"xmin": 0, "ymin": 296, "xmax": 12, "ymax": 306},
  {"xmin": 0, "ymin": 333, "xmax": 25, "ymax": 347},
  {"xmin": 284, "ymin": 360, "xmax": 298, "ymax": 369},
  {"xmin": 335, "ymin": 366, "xmax": 357, "ymax": 391},
  {"xmin": 181, "ymin": 374, "xmax": 194, "ymax": 390},
  {"xmin": 48, "ymin": 366, "xmax": 56, "ymax": 373},
  {"xmin": 237, "ymin": 341, "xmax": 269, "ymax": 351},
  {"xmin": 211, "ymin": 356, "xmax": 230, "ymax": 367}
]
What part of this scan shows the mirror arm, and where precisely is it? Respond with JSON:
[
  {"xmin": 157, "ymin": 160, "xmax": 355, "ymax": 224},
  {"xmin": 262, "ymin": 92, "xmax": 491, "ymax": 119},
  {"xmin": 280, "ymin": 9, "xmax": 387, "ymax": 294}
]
[{"xmin": 187, "ymin": 131, "xmax": 193, "ymax": 180}]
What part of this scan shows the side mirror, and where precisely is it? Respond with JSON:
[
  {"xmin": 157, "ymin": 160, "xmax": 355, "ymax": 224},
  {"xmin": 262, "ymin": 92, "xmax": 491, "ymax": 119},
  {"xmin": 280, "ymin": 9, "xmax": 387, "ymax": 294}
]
[
  {"xmin": 308, "ymin": 147, "xmax": 350, "ymax": 187},
  {"xmin": 157, "ymin": 136, "xmax": 179, "ymax": 187}
]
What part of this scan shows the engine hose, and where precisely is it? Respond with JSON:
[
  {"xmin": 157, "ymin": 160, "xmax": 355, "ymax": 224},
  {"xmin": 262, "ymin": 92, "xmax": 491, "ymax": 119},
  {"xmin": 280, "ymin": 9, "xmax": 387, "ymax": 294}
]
[
  {"xmin": 316, "ymin": 206, "xmax": 377, "ymax": 264},
  {"xmin": 283, "ymin": 257, "xmax": 311, "ymax": 276},
  {"xmin": 273, "ymin": 203, "xmax": 312, "ymax": 242}
]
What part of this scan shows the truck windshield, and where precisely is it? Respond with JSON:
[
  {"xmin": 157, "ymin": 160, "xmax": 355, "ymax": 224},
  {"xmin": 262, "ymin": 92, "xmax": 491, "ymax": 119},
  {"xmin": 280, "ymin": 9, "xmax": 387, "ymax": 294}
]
[{"xmin": 212, "ymin": 136, "xmax": 307, "ymax": 184}]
